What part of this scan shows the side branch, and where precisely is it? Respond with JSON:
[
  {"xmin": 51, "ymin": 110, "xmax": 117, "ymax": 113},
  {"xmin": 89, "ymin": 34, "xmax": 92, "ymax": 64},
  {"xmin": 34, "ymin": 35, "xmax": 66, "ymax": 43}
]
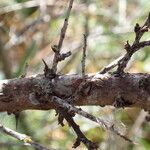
[
  {"xmin": 0, "ymin": 124, "xmax": 52, "ymax": 150},
  {"xmin": 100, "ymin": 13, "xmax": 150, "ymax": 74},
  {"xmin": 51, "ymin": 96, "xmax": 133, "ymax": 143},
  {"xmin": 52, "ymin": 0, "xmax": 74, "ymax": 74}
]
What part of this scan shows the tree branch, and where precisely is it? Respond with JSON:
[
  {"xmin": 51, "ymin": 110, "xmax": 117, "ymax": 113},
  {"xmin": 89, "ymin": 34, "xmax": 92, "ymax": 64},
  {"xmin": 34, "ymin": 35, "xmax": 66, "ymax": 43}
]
[
  {"xmin": 51, "ymin": 0, "xmax": 74, "ymax": 74},
  {"xmin": 0, "ymin": 124, "xmax": 54, "ymax": 150},
  {"xmin": 51, "ymin": 96, "xmax": 133, "ymax": 144},
  {"xmin": 99, "ymin": 13, "xmax": 150, "ymax": 74},
  {"xmin": 0, "ymin": 73, "xmax": 150, "ymax": 112}
]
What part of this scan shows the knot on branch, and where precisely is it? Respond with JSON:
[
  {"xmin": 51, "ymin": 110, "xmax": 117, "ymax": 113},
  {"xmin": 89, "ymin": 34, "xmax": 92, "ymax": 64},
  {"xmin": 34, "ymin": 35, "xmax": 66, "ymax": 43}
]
[
  {"xmin": 79, "ymin": 81, "xmax": 92, "ymax": 96},
  {"xmin": 139, "ymin": 77, "xmax": 150, "ymax": 91},
  {"xmin": 113, "ymin": 95, "xmax": 133, "ymax": 108}
]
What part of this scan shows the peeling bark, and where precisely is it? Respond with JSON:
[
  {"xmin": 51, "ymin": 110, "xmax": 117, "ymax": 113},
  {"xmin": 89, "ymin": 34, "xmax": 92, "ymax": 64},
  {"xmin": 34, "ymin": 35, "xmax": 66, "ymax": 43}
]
[{"xmin": 0, "ymin": 73, "xmax": 150, "ymax": 113}]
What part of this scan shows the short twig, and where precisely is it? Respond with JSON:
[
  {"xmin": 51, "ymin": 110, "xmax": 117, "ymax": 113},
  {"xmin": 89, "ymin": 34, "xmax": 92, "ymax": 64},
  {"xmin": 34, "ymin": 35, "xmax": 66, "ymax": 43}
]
[{"xmin": 51, "ymin": 0, "xmax": 74, "ymax": 74}]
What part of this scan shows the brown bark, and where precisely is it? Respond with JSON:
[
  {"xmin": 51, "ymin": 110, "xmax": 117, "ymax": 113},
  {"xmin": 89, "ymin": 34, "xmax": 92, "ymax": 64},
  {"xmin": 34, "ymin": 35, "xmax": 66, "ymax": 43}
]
[{"xmin": 0, "ymin": 73, "xmax": 150, "ymax": 113}]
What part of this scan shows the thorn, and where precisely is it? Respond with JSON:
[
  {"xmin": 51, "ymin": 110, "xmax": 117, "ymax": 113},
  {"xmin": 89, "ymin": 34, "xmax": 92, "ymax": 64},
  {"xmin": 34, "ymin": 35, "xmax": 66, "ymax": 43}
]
[
  {"xmin": 14, "ymin": 111, "xmax": 20, "ymax": 130},
  {"xmin": 42, "ymin": 59, "xmax": 56, "ymax": 78},
  {"xmin": 42, "ymin": 59, "xmax": 49, "ymax": 71},
  {"xmin": 42, "ymin": 59, "xmax": 50, "ymax": 77},
  {"xmin": 134, "ymin": 23, "xmax": 140, "ymax": 33},
  {"xmin": 124, "ymin": 40, "xmax": 131, "ymax": 52}
]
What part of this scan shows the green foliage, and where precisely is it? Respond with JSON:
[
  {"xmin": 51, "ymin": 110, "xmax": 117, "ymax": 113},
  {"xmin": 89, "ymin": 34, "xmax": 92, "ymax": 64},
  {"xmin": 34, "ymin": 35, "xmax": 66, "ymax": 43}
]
[{"xmin": 14, "ymin": 41, "xmax": 37, "ymax": 77}]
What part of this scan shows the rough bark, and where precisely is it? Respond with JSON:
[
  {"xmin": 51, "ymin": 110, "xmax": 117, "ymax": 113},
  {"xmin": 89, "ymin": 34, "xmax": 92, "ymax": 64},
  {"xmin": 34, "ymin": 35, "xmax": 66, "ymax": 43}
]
[{"xmin": 0, "ymin": 73, "xmax": 150, "ymax": 113}]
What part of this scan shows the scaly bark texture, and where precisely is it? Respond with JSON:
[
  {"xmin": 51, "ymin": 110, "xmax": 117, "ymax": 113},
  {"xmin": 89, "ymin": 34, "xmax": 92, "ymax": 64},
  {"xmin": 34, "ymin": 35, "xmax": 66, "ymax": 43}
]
[{"xmin": 0, "ymin": 73, "xmax": 150, "ymax": 113}]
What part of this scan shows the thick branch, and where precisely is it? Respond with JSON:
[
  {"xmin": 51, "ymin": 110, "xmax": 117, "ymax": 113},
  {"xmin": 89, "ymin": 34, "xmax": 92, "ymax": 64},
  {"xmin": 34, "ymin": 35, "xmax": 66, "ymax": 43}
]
[{"xmin": 0, "ymin": 73, "xmax": 150, "ymax": 112}]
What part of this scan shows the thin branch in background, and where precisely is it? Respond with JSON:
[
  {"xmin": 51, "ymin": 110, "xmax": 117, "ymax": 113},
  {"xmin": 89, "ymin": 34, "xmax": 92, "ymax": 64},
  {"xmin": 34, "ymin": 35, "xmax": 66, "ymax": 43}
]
[
  {"xmin": 129, "ymin": 110, "xmax": 148, "ymax": 138},
  {"xmin": 0, "ymin": 1, "xmax": 61, "ymax": 15},
  {"xmin": 0, "ymin": 124, "xmax": 54, "ymax": 150},
  {"xmin": 81, "ymin": 1, "xmax": 89, "ymax": 78},
  {"xmin": 0, "ymin": 1, "xmax": 65, "ymax": 15},
  {"xmin": 51, "ymin": 96, "xmax": 134, "ymax": 144},
  {"xmin": 39, "ymin": 0, "xmax": 47, "ymax": 18},
  {"xmin": 4, "ymin": 17, "xmax": 47, "ymax": 49},
  {"xmin": 99, "ymin": 13, "xmax": 150, "ymax": 74},
  {"xmin": 57, "ymin": 0, "xmax": 73, "ymax": 51},
  {"xmin": 3, "ymin": 1, "xmax": 50, "ymax": 49},
  {"xmin": 0, "ymin": 0, "xmax": 39, "ymax": 15},
  {"xmin": 118, "ymin": 0, "xmax": 127, "ymax": 26},
  {"xmin": 81, "ymin": 34, "xmax": 87, "ymax": 77},
  {"xmin": 51, "ymin": 0, "xmax": 74, "ymax": 74},
  {"xmin": 98, "ymin": 55, "xmax": 124, "ymax": 74}
]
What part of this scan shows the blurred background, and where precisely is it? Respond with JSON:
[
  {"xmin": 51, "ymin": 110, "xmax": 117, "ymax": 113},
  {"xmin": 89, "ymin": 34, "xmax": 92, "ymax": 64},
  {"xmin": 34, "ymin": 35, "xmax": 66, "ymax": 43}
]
[{"xmin": 0, "ymin": 0, "xmax": 150, "ymax": 150}]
